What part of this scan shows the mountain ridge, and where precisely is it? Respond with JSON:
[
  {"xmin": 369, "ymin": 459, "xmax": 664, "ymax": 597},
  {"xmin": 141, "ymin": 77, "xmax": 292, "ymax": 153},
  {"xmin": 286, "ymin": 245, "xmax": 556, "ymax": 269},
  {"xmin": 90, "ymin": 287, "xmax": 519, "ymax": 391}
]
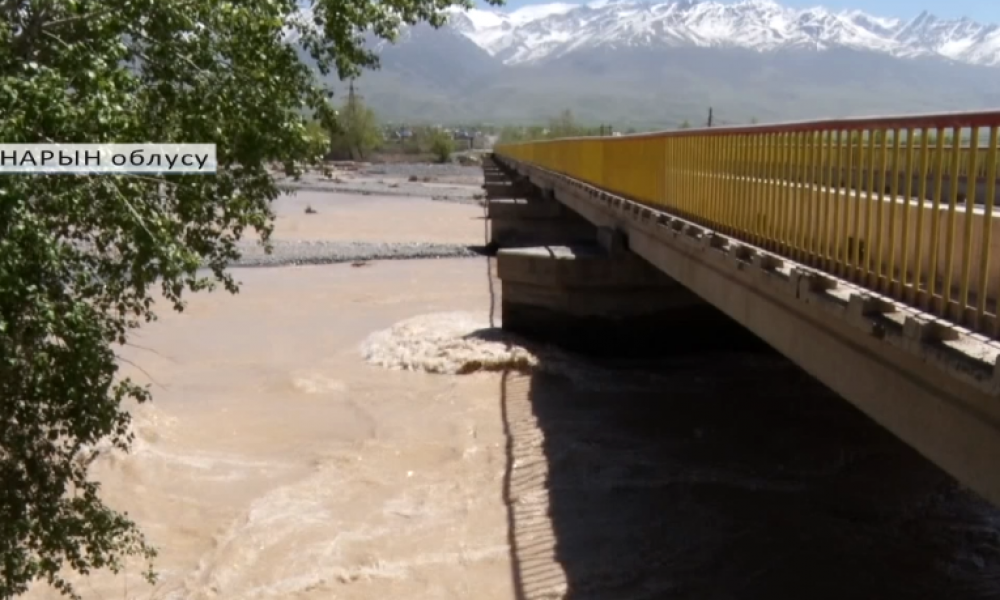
[
  {"xmin": 306, "ymin": 1, "xmax": 1000, "ymax": 126},
  {"xmin": 444, "ymin": 0, "xmax": 1000, "ymax": 67}
]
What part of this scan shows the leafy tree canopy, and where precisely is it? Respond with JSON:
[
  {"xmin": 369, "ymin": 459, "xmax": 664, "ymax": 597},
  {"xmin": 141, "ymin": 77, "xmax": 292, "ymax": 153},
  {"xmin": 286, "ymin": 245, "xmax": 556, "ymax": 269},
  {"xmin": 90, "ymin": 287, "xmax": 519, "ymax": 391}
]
[
  {"xmin": 329, "ymin": 92, "xmax": 383, "ymax": 160},
  {"xmin": 0, "ymin": 0, "xmax": 498, "ymax": 596},
  {"xmin": 428, "ymin": 129, "xmax": 455, "ymax": 163}
]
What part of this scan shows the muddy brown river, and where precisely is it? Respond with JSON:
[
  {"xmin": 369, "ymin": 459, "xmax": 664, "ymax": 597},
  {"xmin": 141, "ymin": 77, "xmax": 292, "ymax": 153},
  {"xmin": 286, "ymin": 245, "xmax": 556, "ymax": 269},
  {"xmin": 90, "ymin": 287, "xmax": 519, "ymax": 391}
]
[{"xmin": 23, "ymin": 178, "xmax": 1000, "ymax": 599}]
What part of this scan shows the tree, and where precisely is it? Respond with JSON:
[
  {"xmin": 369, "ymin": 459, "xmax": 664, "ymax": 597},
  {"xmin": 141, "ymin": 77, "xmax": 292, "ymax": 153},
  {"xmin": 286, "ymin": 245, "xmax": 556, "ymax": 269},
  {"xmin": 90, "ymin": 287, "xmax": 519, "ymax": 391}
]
[
  {"xmin": 548, "ymin": 109, "xmax": 580, "ymax": 138},
  {"xmin": 391, "ymin": 125, "xmax": 442, "ymax": 155},
  {"xmin": 498, "ymin": 125, "xmax": 527, "ymax": 143},
  {"xmin": 429, "ymin": 129, "xmax": 455, "ymax": 163},
  {"xmin": 498, "ymin": 124, "xmax": 548, "ymax": 144},
  {"xmin": 679, "ymin": 120, "xmax": 692, "ymax": 129},
  {"xmin": 0, "ymin": 0, "xmax": 497, "ymax": 597},
  {"xmin": 305, "ymin": 120, "xmax": 332, "ymax": 158},
  {"xmin": 329, "ymin": 89, "xmax": 382, "ymax": 160}
]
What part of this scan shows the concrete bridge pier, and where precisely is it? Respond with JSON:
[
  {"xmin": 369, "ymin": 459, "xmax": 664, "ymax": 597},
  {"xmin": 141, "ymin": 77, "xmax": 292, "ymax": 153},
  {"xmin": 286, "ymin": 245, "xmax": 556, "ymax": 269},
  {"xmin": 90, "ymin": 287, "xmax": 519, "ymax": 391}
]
[
  {"xmin": 488, "ymin": 198, "xmax": 597, "ymax": 249},
  {"xmin": 496, "ymin": 239, "xmax": 765, "ymax": 357},
  {"xmin": 483, "ymin": 157, "xmax": 596, "ymax": 248},
  {"xmin": 482, "ymin": 155, "xmax": 534, "ymax": 200},
  {"xmin": 484, "ymin": 159, "xmax": 763, "ymax": 356}
]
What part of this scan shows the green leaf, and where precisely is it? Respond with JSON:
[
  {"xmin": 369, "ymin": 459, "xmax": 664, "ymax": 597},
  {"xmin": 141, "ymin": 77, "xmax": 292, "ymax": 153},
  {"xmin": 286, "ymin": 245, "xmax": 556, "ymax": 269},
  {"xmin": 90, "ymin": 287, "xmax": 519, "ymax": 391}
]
[{"xmin": 0, "ymin": 0, "xmax": 501, "ymax": 596}]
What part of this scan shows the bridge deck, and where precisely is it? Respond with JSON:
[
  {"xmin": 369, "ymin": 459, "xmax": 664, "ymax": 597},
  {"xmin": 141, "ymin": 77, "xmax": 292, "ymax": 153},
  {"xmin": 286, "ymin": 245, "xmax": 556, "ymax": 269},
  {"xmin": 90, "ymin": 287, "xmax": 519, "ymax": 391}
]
[{"xmin": 498, "ymin": 111, "xmax": 1000, "ymax": 340}]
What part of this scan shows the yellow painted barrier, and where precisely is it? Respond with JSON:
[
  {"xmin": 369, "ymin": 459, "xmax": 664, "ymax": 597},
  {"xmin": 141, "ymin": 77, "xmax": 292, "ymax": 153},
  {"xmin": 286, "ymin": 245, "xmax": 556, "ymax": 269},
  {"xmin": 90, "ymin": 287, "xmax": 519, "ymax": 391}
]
[{"xmin": 496, "ymin": 111, "xmax": 1000, "ymax": 338}]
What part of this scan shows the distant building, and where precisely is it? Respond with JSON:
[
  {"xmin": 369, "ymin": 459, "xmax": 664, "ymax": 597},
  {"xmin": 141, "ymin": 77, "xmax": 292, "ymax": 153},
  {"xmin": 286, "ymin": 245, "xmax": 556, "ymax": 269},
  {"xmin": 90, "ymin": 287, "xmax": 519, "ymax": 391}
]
[{"xmin": 474, "ymin": 133, "xmax": 499, "ymax": 150}]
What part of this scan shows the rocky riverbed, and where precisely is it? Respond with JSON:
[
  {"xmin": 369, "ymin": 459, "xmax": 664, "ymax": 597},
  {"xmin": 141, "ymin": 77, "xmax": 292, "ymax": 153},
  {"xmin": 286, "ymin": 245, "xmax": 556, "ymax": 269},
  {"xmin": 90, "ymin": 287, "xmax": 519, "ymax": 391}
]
[
  {"xmin": 230, "ymin": 239, "xmax": 482, "ymax": 268},
  {"xmin": 233, "ymin": 159, "xmax": 488, "ymax": 267},
  {"xmin": 274, "ymin": 159, "xmax": 486, "ymax": 207}
]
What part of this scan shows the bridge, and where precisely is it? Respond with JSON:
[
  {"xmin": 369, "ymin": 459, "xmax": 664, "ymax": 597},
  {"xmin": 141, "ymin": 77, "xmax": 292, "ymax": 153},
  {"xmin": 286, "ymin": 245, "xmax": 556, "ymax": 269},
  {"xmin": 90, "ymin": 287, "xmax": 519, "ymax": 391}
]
[{"xmin": 483, "ymin": 110, "xmax": 1000, "ymax": 507}]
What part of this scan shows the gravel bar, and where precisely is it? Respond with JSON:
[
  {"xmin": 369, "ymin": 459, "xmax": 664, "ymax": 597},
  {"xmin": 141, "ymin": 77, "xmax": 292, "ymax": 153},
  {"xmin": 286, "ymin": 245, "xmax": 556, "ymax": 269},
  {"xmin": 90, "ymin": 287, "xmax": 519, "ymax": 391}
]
[
  {"xmin": 226, "ymin": 240, "xmax": 483, "ymax": 268},
  {"xmin": 277, "ymin": 182, "xmax": 483, "ymax": 205}
]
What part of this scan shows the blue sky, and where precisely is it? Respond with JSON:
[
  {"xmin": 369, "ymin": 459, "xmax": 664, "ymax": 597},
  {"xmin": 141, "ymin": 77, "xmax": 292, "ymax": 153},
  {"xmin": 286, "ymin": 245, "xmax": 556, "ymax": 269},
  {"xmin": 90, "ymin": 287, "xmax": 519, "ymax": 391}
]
[
  {"xmin": 490, "ymin": 0, "xmax": 999, "ymax": 23},
  {"xmin": 778, "ymin": 0, "xmax": 995, "ymax": 21}
]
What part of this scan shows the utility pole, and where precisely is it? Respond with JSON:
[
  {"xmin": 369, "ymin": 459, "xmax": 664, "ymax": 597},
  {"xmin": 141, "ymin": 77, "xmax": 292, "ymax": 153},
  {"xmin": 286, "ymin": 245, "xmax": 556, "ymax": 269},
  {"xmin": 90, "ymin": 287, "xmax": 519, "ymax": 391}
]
[
  {"xmin": 707, "ymin": 107, "xmax": 713, "ymax": 128},
  {"xmin": 346, "ymin": 79, "xmax": 363, "ymax": 159},
  {"xmin": 347, "ymin": 78, "xmax": 363, "ymax": 106}
]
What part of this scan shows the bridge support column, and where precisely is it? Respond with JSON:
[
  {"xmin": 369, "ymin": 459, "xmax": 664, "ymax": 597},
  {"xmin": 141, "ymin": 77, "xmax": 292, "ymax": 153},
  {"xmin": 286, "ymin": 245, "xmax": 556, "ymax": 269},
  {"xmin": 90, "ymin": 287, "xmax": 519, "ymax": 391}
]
[
  {"xmin": 497, "ymin": 244, "xmax": 762, "ymax": 357},
  {"xmin": 488, "ymin": 199, "xmax": 596, "ymax": 248},
  {"xmin": 482, "ymin": 157, "xmax": 535, "ymax": 199},
  {"xmin": 483, "ymin": 154, "xmax": 596, "ymax": 248}
]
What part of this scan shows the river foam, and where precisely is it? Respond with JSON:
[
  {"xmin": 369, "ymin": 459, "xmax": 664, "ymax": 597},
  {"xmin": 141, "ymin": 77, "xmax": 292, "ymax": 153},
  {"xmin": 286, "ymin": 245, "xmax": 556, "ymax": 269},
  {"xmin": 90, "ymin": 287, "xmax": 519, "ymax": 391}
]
[{"xmin": 359, "ymin": 311, "xmax": 681, "ymax": 393}]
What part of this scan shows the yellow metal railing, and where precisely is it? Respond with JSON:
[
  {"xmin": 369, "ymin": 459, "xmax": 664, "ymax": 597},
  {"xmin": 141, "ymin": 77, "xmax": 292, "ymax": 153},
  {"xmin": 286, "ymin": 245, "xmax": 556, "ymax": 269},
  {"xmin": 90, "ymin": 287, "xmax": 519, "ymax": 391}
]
[{"xmin": 495, "ymin": 111, "xmax": 1000, "ymax": 338}]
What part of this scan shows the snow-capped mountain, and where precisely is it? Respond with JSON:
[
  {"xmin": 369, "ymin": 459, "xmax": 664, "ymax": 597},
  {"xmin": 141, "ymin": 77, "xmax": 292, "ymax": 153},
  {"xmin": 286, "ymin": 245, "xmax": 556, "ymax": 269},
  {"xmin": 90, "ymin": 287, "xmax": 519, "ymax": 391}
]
[{"xmin": 444, "ymin": 0, "xmax": 1000, "ymax": 66}]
